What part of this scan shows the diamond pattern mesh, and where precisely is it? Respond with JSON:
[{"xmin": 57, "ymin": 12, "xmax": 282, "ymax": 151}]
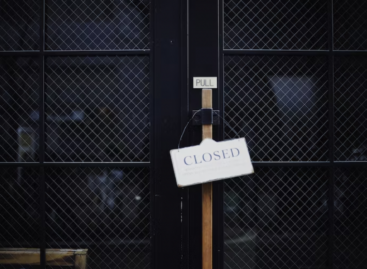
[
  {"xmin": 224, "ymin": 167, "xmax": 329, "ymax": 269},
  {"xmin": 334, "ymin": 167, "xmax": 367, "ymax": 269},
  {"xmin": 46, "ymin": 167, "xmax": 150, "ymax": 269},
  {"xmin": 223, "ymin": 0, "xmax": 328, "ymax": 50},
  {"xmin": 334, "ymin": 0, "xmax": 367, "ymax": 50},
  {"xmin": 334, "ymin": 57, "xmax": 367, "ymax": 161},
  {"xmin": 46, "ymin": 0, "xmax": 150, "ymax": 50},
  {"xmin": 45, "ymin": 56, "xmax": 150, "ymax": 162},
  {"xmin": 0, "ymin": 1, "xmax": 39, "ymax": 51},
  {"xmin": 0, "ymin": 167, "xmax": 40, "ymax": 268},
  {"xmin": 224, "ymin": 55, "xmax": 329, "ymax": 161},
  {"xmin": 0, "ymin": 57, "xmax": 39, "ymax": 162}
]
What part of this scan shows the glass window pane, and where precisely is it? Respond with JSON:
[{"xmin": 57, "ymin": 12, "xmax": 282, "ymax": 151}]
[
  {"xmin": 0, "ymin": 57, "xmax": 39, "ymax": 162},
  {"xmin": 224, "ymin": 167, "xmax": 329, "ymax": 269},
  {"xmin": 0, "ymin": 1, "xmax": 40, "ymax": 51},
  {"xmin": 45, "ymin": 167, "xmax": 150, "ymax": 269},
  {"xmin": 45, "ymin": 56, "xmax": 150, "ymax": 162},
  {"xmin": 334, "ymin": 57, "xmax": 367, "ymax": 161},
  {"xmin": 46, "ymin": 0, "xmax": 150, "ymax": 50},
  {"xmin": 224, "ymin": 0, "xmax": 327, "ymax": 50},
  {"xmin": 224, "ymin": 55, "xmax": 329, "ymax": 162}
]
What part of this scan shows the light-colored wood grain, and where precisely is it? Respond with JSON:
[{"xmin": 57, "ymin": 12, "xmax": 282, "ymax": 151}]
[
  {"xmin": 202, "ymin": 89, "xmax": 212, "ymax": 269},
  {"xmin": 75, "ymin": 254, "xmax": 87, "ymax": 269},
  {"xmin": 0, "ymin": 249, "xmax": 87, "ymax": 267}
]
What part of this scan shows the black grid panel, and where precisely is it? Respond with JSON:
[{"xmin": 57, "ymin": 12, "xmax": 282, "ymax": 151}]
[
  {"xmin": 334, "ymin": 0, "xmax": 367, "ymax": 50},
  {"xmin": 0, "ymin": 57, "xmax": 39, "ymax": 162},
  {"xmin": 224, "ymin": 55, "xmax": 329, "ymax": 162},
  {"xmin": 334, "ymin": 57, "xmax": 367, "ymax": 161},
  {"xmin": 334, "ymin": 167, "xmax": 367, "ymax": 269},
  {"xmin": 45, "ymin": 56, "xmax": 150, "ymax": 162},
  {"xmin": 224, "ymin": 167, "xmax": 329, "ymax": 269},
  {"xmin": 46, "ymin": 0, "xmax": 150, "ymax": 50},
  {"xmin": 223, "ymin": 0, "xmax": 328, "ymax": 50},
  {"xmin": 0, "ymin": 167, "xmax": 39, "ymax": 268},
  {"xmin": 45, "ymin": 167, "xmax": 150, "ymax": 269},
  {"xmin": 0, "ymin": 1, "xmax": 40, "ymax": 51}
]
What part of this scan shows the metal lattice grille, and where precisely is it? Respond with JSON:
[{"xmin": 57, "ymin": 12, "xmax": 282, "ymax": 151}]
[
  {"xmin": 334, "ymin": 0, "xmax": 367, "ymax": 50},
  {"xmin": 334, "ymin": 167, "xmax": 367, "ymax": 269},
  {"xmin": 45, "ymin": 167, "xmax": 150, "ymax": 269},
  {"xmin": 46, "ymin": 0, "xmax": 150, "ymax": 50},
  {"xmin": 224, "ymin": 55, "xmax": 329, "ymax": 161},
  {"xmin": 0, "ymin": 168, "xmax": 39, "ymax": 268},
  {"xmin": 45, "ymin": 56, "xmax": 150, "ymax": 162},
  {"xmin": 223, "ymin": 0, "xmax": 327, "ymax": 50},
  {"xmin": 0, "ymin": 1, "xmax": 40, "ymax": 51},
  {"xmin": 224, "ymin": 167, "xmax": 329, "ymax": 269},
  {"xmin": 334, "ymin": 57, "xmax": 367, "ymax": 161},
  {"xmin": 0, "ymin": 57, "xmax": 39, "ymax": 162}
]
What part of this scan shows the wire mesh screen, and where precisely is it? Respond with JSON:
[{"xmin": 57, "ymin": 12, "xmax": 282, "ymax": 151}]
[
  {"xmin": 224, "ymin": 55, "xmax": 329, "ymax": 161},
  {"xmin": 0, "ymin": 1, "xmax": 40, "ymax": 51},
  {"xmin": 224, "ymin": 167, "xmax": 329, "ymax": 269},
  {"xmin": 46, "ymin": 0, "xmax": 150, "ymax": 50},
  {"xmin": 334, "ymin": 0, "xmax": 367, "ymax": 50},
  {"xmin": 45, "ymin": 56, "xmax": 150, "ymax": 162},
  {"xmin": 334, "ymin": 167, "xmax": 367, "ymax": 269},
  {"xmin": 0, "ymin": 167, "xmax": 40, "ymax": 268},
  {"xmin": 223, "ymin": 0, "xmax": 328, "ymax": 50},
  {"xmin": 45, "ymin": 167, "xmax": 150, "ymax": 269},
  {"xmin": 334, "ymin": 57, "xmax": 367, "ymax": 161},
  {"xmin": 0, "ymin": 57, "xmax": 39, "ymax": 162}
]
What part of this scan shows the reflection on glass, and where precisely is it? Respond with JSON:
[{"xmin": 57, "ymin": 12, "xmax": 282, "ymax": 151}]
[
  {"xmin": 0, "ymin": 58, "xmax": 39, "ymax": 162},
  {"xmin": 0, "ymin": 1, "xmax": 39, "ymax": 51},
  {"xmin": 224, "ymin": 56, "xmax": 329, "ymax": 161},
  {"xmin": 46, "ymin": 0, "xmax": 149, "ymax": 50},
  {"xmin": 45, "ymin": 57, "xmax": 150, "ymax": 162},
  {"xmin": 0, "ymin": 168, "xmax": 39, "ymax": 248},
  {"xmin": 224, "ymin": 168, "xmax": 329, "ymax": 269},
  {"xmin": 334, "ymin": 57, "xmax": 367, "ymax": 161},
  {"xmin": 46, "ymin": 167, "xmax": 150, "ymax": 269}
]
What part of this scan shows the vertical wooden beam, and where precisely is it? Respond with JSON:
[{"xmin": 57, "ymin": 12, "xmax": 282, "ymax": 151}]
[
  {"xmin": 74, "ymin": 254, "xmax": 87, "ymax": 269},
  {"xmin": 202, "ymin": 89, "xmax": 212, "ymax": 269}
]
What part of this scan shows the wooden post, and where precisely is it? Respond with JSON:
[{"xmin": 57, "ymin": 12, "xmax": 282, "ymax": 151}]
[{"xmin": 202, "ymin": 89, "xmax": 212, "ymax": 269}]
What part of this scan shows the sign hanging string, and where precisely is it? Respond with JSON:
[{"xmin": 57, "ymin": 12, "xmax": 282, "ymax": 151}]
[{"xmin": 178, "ymin": 109, "xmax": 241, "ymax": 150}]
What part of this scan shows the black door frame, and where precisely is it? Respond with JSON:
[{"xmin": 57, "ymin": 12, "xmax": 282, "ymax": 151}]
[{"xmin": 186, "ymin": 0, "xmax": 367, "ymax": 269}]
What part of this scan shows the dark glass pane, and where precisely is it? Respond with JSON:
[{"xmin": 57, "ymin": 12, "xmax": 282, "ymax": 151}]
[
  {"xmin": 45, "ymin": 167, "xmax": 150, "ymax": 269},
  {"xmin": 46, "ymin": 0, "xmax": 150, "ymax": 50},
  {"xmin": 0, "ymin": 167, "xmax": 39, "ymax": 267},
  {"xmin": 334, "ymin": 0, "xmax": 367, "ymax": 50},
  {"xmin": 224, "ymin": 0, "xmax": 327, "ymax": 50},
  {"xmin": 334, "ymin": 168, "xmax": 367, "ymax": 269},
  {"xmin": 224, "ymin": 167, "xmax": 329, "ymax": 269},
  {"xmin": 45, "ymin": 56, "xmax": 150, "ymax": 162},
  {"xmin": 0, "ymin": 57, "xmax": 39, "ymax": 162},
  {"xmin": 0, "ymin": 1, "xmax": 40, "ymax": 51},
  {"xmin": 334, "ymin": 57, "xmax": 367, "ymax": 161},
  {"xmin": 224, "ymin": 55, "xmax": 329, "ymax": 161}
]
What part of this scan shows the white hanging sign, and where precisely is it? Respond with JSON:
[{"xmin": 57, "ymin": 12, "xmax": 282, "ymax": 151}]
[
  {"xmin": 193, "ymin": 77, "xmax": 217, "ymax": 89},
  {"xmin": 170, "ymin": 138, "xmax": 254, "ymax": 187}
]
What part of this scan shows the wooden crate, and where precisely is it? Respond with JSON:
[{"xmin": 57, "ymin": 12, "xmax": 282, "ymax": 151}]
[{"xmin": 0, "ymin": 248, "xmax": 87, "ymax": 269}]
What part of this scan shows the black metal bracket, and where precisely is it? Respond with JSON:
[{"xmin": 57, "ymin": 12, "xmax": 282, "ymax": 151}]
[{"xmin": 192, "ymin": 109, "xmax": 220, "ymax": 125}]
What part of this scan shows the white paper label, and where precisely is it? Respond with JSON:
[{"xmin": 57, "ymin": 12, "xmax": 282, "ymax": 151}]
[
  {"xmin": 193, "ymin": 77, "xmax": 217, "ymax": 89},
  {"xmin": 170, "ymin": 138, "xmax": 254, "ymax": 187}
]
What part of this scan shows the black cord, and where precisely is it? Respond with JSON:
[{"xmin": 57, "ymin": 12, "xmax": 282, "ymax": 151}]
[{"xmin": 177, "ymin": 109, "xmax": 242, "ymax": 150}]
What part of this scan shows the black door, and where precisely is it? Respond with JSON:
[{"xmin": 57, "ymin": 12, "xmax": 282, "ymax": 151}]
[
  {"xmin": 1, "ymin": 1, "xmax": 367, "ymax": 269},
  {"xmin": 187, "ymin": 1, "xmax": 367, "ymax": 269},
  {"xmin": 0, "ymin": 1, "xmax": 185, "ymax": 269}
]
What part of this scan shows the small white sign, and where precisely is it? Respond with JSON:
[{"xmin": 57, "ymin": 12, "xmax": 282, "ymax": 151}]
[
  {"xmin": 170, "ymin": 138, "xmax": 254, "ymax": 187},
  {"xmin": 193, "ymin": 77, "xmax": 217, "ymax": 89}
]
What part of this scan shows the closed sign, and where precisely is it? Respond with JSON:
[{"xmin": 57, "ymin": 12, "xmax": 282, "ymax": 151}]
[{"xmin": 170, "ymin": 138, "xmax": 254, "ymax": 187}]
